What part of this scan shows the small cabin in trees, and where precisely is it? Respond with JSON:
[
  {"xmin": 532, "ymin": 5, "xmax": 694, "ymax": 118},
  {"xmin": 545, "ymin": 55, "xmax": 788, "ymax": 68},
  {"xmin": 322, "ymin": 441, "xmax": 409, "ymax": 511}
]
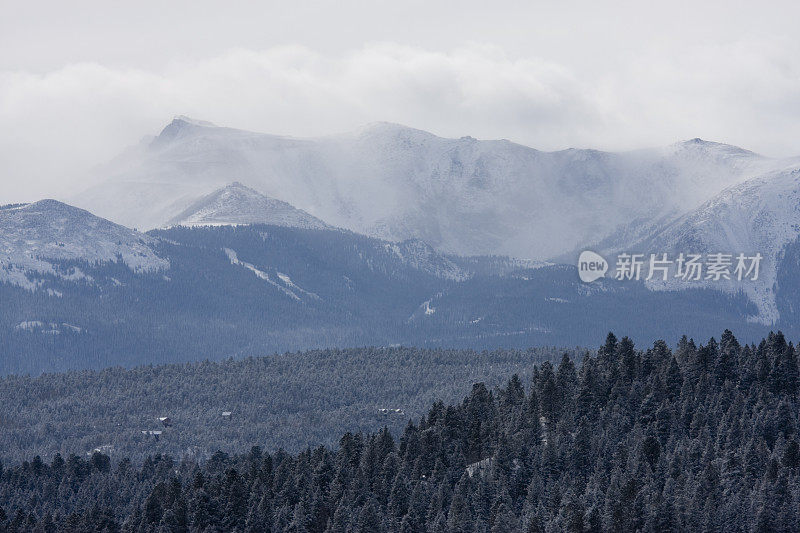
[
  {"xmin": 377, "ymin": 408, "xmax": 405, "ymax": 415},
  {"xmin": 158, "ymin": 417, "xmax": 172, "ymax": 427},
  {"xmin": 87, "ymin": 445, "xmax": 114, "ymax": 456},
  {"xmin": 142, "ymin": 430, "xmax": 163, "ymax": 441},
  {"xmin": 221, "ymin": 411, "xmax": 232, "ymax": 419},
  {"xmin": 466, "ymin": 457, "xmax": 494, "ymax": 478}
]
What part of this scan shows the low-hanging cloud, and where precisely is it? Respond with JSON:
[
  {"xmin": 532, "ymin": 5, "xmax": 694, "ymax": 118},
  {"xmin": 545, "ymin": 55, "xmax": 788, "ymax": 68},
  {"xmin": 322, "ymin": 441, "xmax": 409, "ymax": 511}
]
[{"xmin": 2, "ymin": 40, "xmax": 800, "ymax": 203}]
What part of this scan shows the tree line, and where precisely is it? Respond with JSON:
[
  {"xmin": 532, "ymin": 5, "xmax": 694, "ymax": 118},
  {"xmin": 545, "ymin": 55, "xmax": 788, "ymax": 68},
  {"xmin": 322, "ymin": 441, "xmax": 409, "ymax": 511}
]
[
  {"xmin": 0, "ymin": 330, "xmax": 798, "ymax": 531},
  {"xmin": 0, "ymin": 346, "xmax": 565, "ymax": 465}
]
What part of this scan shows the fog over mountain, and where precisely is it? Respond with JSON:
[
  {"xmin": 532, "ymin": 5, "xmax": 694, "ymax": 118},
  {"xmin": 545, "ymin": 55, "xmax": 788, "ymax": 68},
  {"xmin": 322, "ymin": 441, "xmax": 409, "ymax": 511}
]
[
  {"xmin": 596, "ymin": 166, "xmax": 800, "ymax": 324},
  {"xmin": 7, "ymin": 5, "xmax": 800, "ymax": 531},
  {"xmin": 72, "ymin": 117, "xmax": 793, "ymax": 260}
]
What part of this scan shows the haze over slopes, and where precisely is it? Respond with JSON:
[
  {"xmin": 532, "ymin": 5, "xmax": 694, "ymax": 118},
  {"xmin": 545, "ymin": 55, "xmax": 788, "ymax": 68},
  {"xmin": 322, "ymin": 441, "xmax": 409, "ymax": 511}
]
[
  {"xmin": 2, "ymin": 1, "xmax": 800, "ymax": 203},
  {"xmin": 73, "ymin": 117, "xmax": 794, "ymax": 261}
]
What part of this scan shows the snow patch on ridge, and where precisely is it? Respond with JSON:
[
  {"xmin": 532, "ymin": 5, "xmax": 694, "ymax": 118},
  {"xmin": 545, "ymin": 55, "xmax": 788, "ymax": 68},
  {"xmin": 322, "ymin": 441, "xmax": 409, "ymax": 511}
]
[
  {"xmin": 386, "ymin": 240, "xmax": 470, "ymax": 281},
  {"xmin": 276, "ymin": 272, "xmax": 320, "ymax": 300},
  {"xmin": 224, "ymin": 248, "xmax": 321, "ymax": 302}
]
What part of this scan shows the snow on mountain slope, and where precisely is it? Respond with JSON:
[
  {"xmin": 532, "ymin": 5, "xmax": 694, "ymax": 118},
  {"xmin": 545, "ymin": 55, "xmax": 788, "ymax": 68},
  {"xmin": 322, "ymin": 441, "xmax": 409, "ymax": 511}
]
[
  {"xmin": 166, "ymin": 182, "xmax": 330, "ymax": 229},
  {"xmin": 223, "ymin": 247, "xmax": 303, "ymax": 301},
  {"xmin": 0, "ymin": 200, "xmax": 168, "ymax": 290},
  {"xmin": 387, "ymin": 239, "xmax": 470, "ymax": 281},
  {"xmin": 72, "ymin": 117, "xmax": 789, "ymax": 260},
  {"xmin": 619, "ymin": 167, "xmax": 800, "ymax": 324}
]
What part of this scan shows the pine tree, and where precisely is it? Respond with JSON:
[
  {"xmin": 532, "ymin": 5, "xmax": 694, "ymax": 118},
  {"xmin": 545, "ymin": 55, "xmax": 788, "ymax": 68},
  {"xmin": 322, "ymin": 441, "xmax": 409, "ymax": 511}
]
[
  {"xmin": 356, "ymin": 500, "xmax": 383, "ymax": 533},
  {"xmin": 490, "ymin": 503, "xmax": 520, "ymax": 533}
]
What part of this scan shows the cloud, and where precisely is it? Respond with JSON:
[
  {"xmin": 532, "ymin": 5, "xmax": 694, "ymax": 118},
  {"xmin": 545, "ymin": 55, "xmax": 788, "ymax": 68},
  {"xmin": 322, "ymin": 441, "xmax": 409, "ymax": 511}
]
[{"xmin": 2, "ymin": 40, "xmax": 800, "ymax": 203}]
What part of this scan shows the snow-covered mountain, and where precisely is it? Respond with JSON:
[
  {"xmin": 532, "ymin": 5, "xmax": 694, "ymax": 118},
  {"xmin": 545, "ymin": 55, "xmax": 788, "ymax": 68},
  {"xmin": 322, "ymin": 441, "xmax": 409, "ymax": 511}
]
[
  {"xmin": 3, "ymin": 218, "xmax": 772, "ymax": 375},
  {"xmin": 0, "ymin": 200, "xmax": 168, "ymax": 290},
  {"xmin": 166, "ymin": 182, "xmax": 330, "ymax": 229},
  {"xmin": 604, "ymin": 167, "xmax": 800, "ymax": 324},
  {"xmin": 72, "ymin": 117, "xmax": 788, "ymax": 260}
]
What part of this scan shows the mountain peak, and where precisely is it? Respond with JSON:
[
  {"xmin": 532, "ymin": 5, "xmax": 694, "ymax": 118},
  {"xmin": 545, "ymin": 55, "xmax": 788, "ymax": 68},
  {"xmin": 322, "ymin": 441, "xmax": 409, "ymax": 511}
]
[
  {"xmin": 151, "ymin": 116, "xmax": 217, "ymax": 147},
  {"xmin": 0, "ymin": 199, "xmax": 153, "ymax": 239},
  {"xmin": 166, "ymin": 183, "xmax": 330, "ymax": 230},
  {"xmin": 222, "ymin": 181, "xmax": 255, "ymax": 193},
  {"xmin": 172, "ymin": 115, "xmax": 216, "ymax": 127},
  {"xmin": 30, "ymin": 198, "xmax": 87, "ymax": 212},
  {"xmin": 673, "ymin": 137, "xmax": 760, "ymax": 158},
  {"xmin": 356, "ymin": 121, "xmax": 434, "ymax": 138},
  {"xmin": 4, "ymin": 198, "xmax": 106, "ymax": 218},
  {"xmin": 360, "ymin": 121, "xmax": 411, "ymax": 131}
]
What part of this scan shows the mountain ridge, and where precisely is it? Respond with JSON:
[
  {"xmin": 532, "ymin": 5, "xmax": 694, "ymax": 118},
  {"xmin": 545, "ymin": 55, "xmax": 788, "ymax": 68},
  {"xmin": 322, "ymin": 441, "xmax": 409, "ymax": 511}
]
[
  {"xmin": 71, "ymin": 117, "xmax": 792, "ymax": 260},
  {"xmin": 0, "ymin": 199, "xmax": 773, "ymax": 375},
  {"xmin": 0, "ymin": 199, "xmax": 168, "ymax": 290},
  {"xmin": 595, "ymin": 165, "xmax": 800, "ymax": 324}
]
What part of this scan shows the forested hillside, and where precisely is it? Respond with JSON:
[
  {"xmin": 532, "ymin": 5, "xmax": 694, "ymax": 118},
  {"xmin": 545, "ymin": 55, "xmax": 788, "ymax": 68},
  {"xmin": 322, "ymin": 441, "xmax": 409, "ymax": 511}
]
[
  {"xmin": 1, "ymin": 330, "xmax": 798, "ymax": 531},
  {"xmin": 0, "ymin": 346, "xmax": 567, "ymax": 464},
  {"xmin": 2, "ymin": 221, "xmax": 775, "ymax": 376}
]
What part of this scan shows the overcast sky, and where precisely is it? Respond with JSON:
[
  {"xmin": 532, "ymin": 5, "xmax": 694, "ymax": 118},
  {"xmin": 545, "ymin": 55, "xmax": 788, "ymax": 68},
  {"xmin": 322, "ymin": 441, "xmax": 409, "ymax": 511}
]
[{"xmin": 2, "ymin": 0, "xmax": 800, "ymax": 203}]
